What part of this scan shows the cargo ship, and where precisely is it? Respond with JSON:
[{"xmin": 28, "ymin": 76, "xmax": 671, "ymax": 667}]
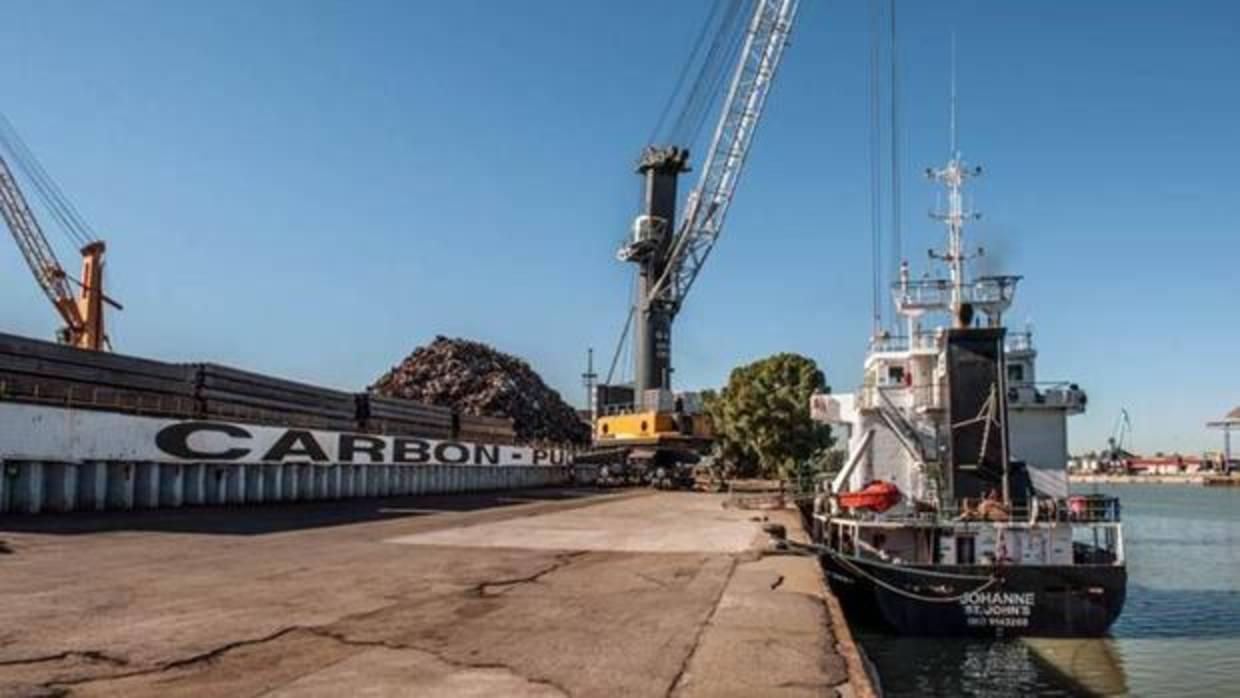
[{"xmin": 807, "ymin": 146, "xmax": 1126, "ymax": 637}]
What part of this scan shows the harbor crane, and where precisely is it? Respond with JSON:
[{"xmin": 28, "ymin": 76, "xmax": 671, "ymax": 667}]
[
  {"xmin": 1103, "ymin": 408, "xmax": 1133, "ymax": 471},
  {"xmin": 586, "ymin": 0, "xmax": 799, "ymax": 486},
  {"xmin": 0, "ymin": 117, "xmax": 119, "ymax": 351}
]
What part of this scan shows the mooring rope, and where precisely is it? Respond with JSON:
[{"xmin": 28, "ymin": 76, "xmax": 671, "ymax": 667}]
[
  {"xmin": 781, "ymin": 539, "xmax": 1000, "ymax": 604},
  {"xmin": 831, "ymin": 551, "xmax": 999, "ymax": 604}
]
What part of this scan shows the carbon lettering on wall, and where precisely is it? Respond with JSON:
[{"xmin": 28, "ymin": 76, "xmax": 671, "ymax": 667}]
[
  {"xmin": 2, "ymin": 404, "xmax": 573, "ymax": 465},
  {"xmin": 262, "ymin": 430, "xmax": 330, "ymax": 462},
  {"xmin": 434, "ymin": 442, "xmax": 469, "ymax": 465},
  {"xmin": 393, "ymin": 438, "xmax": 431, "ymax": 464},
  {"xmin": 474, "ymin": 444, "xmax": 500, "ymax": 465},
  {"xmin": 155, "ymin": 422, "xmax": 252, "ymax": 460},
  {"xmin": 339, "ymin": 434, "xmax": 386, "ymax": 463}
]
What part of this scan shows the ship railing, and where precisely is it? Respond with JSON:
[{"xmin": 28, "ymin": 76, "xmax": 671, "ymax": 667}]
[
  {"xmin": 858, "ymin": 382, "xmax": 941, "ymax": 412},
  {"xmin": 839, "ymin": 494, "xmax": 1122, "ymax": 526},
  {"xmin": 946, "ymin": 495, "xmax": 1121, "ymax": 525},
  {"xmin": 1006, "ymin": 381, "xmax": 1086, "ymax": 410},
  {"xmin": 1006, "ymin": 331, "xmax": 1034, "ymax": 352},
  {"xmin": 868, "ymin": 331, "xmax": 940, "ymax": 354},
  {"xmin": 891, "ymin": 276, "xmax": 1021, "ymax": 313}
]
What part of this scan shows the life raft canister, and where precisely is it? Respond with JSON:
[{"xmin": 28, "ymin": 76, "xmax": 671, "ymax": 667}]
[{"xmin": 838, "ymin": 480, "xmax": 902, "ymax": 513}]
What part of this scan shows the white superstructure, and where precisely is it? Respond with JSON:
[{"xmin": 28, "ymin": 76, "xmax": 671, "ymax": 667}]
[{"xmin": 820, "ymin": 146, "xmax": 1085, "ymax": 517}]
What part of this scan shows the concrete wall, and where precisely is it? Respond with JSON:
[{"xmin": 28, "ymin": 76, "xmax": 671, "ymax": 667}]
[{"xmin": 0, "ymin": 461, "xmax": 571, "ymax": 515}]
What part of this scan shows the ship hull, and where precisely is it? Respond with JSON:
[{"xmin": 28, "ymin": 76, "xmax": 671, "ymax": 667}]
[{"xmin": 822, "ymin": 554, "xmax": 1126, "ymax": 637}]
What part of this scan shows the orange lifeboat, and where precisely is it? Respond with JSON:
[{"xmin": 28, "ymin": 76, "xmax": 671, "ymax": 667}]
[{"xmin": 838, "ymin": 480, "xmax": 902, "ymax": 513}]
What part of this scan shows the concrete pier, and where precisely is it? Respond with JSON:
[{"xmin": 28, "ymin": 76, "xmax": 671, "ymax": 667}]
[{"xmin": 0, "ymin": 489, "xmax": 872, "ymax": 697}]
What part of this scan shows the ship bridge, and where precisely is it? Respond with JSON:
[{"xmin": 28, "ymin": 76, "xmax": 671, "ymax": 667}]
[{"xmin": 893, "ymin": 275, "xmax": 1022, "ymax": 326}]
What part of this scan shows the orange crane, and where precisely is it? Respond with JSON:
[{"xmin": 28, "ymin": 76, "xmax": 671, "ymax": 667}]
[{"xmin": 0, "ymin": 117, "xmax": 119, "ymax": 351}]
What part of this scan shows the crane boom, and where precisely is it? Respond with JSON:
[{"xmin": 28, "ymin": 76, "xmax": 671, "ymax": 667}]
[
  {"xmin": 0, "ymin": 154, "xmax": 76, "ymax": 310},
  {"xmin": 648, "ymin": 0, "xmax": 799, "ymax": 309},
  {"xmin": 0, "ymin": 149, "xmax": 112, "ymax": 351}
]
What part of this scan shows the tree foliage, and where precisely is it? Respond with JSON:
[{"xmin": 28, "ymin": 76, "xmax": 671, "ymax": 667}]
[{"xmin": 703, "ymin": 353, "xmax": 833, "ymax": 480}]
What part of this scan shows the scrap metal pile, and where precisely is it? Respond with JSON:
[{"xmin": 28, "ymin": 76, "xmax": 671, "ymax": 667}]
[{"xmin": 371, "ymin": 336, "xmax": 590, "ymax": 445}]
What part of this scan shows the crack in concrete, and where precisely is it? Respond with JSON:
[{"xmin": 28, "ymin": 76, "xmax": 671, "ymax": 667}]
[
  {"xmin": 38, "ymin": 627, "xmax": 305, "ymax": 691},
  {"xmin": 160, "ymin": 626, "xmax": 303, "ymax": 671},
  {"xmin": 36, "ymin": 613, "xmax": 575, "ymax": 697},
  {"xmin": 770, "ymin": 574, "xmax": 785, "ymax": 591},
  {"xmin": 0, "ymin": 650, "xmax": 128, "ymax": 668},
  {"xmin": 634, "ymin": 571, "xmax": 673, "ymax": 589},
  {"xmin": 777, "ymin": 679, "xmax": 838, "ymax": 689},
  {"xmin": 470, "ymin": 550, "xmax": 587, "ymax": 597},
  {"xmin": 304, "ymin": 628, "xmax": 571, "ymax": 697},
  {"xmin": 666, "ymin": 556, "xmax": 738, "ymax": 698}
]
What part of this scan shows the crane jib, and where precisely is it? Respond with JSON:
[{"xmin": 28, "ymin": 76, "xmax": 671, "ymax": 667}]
[
  {"xmin": 647, "ymin": 0, "xmax": 798, "ymax": 308},
  {"xmin": 0, "ymin": 124, "xmax": 114, "ymax": 351}
]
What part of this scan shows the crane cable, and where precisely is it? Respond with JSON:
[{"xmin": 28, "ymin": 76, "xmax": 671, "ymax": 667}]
[
  {"xmin": 682, "ymin": 5, "xmax": 750, "ymax": 150},
  {"xmin": 648, "ymin": 0, "xmax": 728, "ymax": 145},
  {"xmin": 0, "ymin": 113, "xmax": 98, "ymax": 249},
  {"xmin": 649, "ymin": 0, "xmax": 750, "ymax": 150},
  {"xmin": 868, "ymin": 0, "xmax": 883, "ymax": 336},
  {"xmin": 670, "ymin": 0, "xmax": 748, "ymax": 148},
  {"xmin": 0, "ymin": 117, "xmax": 93, "ymax": 248},
  {"xmin": 889, "ymin": 0, "xmax": 902, "ymax": 304}
]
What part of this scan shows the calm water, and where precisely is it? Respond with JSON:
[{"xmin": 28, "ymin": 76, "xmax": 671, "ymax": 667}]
[{"xmin": 858, "ymin": 484, "xmax": 1240, "ymax": 697}]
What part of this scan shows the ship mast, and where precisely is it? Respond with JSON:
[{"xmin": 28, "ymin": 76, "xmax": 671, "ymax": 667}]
[
  {"xmin": 927, "ymin": 39, "xmax": 981, "ymax": 326},
  {"xmin": 892, "ymin": 40, "xmax": 1019, "ymax": 334}
]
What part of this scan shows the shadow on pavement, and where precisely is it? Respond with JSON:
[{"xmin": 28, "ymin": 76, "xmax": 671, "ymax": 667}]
[{"xmin": 0, "ymin": 487, "xmax": 606, "ymax": 537}]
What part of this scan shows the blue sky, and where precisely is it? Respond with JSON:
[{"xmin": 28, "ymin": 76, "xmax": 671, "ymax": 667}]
[{"xmin": 0, "ymin": 0, "xmax": 1235, "ymax": 454}]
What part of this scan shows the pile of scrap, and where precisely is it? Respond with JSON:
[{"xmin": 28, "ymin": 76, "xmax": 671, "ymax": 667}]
[{"xmin": 371, "ymin": 336, "xmax": 589, "ymax": 445}]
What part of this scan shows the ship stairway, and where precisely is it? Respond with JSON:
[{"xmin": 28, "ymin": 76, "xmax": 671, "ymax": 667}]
[
  {"xmin": 875, "ymin": 387, "xmax": 929, "ymax": 462},
  {"xmin": 875, "ymin": 387, "xmax": 945, "ymax": 506}
]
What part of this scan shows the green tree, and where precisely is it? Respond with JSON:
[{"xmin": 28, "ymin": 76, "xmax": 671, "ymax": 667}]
[{"xmin": 706, "ymin": 353, "xmax": 833, "ymax": 480}]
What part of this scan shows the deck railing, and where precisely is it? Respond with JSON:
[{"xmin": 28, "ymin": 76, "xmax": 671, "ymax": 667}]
[
  {"xmin": 834, "ymin": 494, "xmax": 1122, "ymax": 526},
  {"xmin": 1006, "ymin": 381, "xmax": 1086, "ymax": 411}
]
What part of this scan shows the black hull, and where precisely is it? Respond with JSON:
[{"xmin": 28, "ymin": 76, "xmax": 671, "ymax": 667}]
[{"xmin": 822, "ymin": 555, "xmax": 1126, "ymax": 638}]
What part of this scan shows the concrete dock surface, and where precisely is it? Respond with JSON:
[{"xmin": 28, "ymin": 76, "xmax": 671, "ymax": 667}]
[{"xmin": 0, "ymin": 488, "xmax": 870, "ymax": 697}]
